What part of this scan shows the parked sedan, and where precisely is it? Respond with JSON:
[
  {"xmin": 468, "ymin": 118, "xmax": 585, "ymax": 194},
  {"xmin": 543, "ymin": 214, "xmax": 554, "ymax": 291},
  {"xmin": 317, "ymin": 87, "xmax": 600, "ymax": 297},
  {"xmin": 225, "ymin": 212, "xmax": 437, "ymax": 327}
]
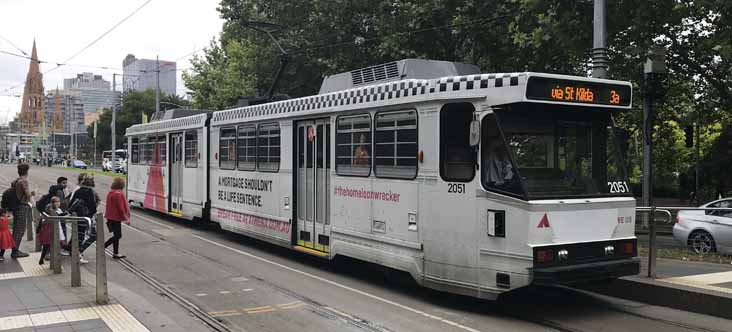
[
  {"xmin": 71, "ymin": 160, "xmax": 88, "ymax": 169},
  {"xmin": 673, "ymin": 198, "xmax": 732, "ymax": 254}
]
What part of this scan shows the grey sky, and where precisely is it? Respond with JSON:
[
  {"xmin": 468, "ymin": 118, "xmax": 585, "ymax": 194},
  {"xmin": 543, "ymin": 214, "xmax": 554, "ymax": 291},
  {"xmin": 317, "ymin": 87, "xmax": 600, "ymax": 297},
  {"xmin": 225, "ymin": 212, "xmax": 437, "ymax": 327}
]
[{"xmin": 0, "ymin": 0, "xmax": 224, "ymax": 124}]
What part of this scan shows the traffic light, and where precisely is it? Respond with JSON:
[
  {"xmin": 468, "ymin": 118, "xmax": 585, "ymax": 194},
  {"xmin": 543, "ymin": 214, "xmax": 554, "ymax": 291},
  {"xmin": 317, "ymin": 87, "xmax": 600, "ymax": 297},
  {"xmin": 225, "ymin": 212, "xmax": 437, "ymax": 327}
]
[{"xmin": 684, "ymin": 126, "xmax": 694, "ymax": 148}]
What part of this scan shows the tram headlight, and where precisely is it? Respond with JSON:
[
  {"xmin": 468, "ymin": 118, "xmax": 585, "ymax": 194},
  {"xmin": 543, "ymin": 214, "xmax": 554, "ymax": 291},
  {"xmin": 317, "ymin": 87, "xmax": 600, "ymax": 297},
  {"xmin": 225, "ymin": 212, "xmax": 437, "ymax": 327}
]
[
  {"xmin": 604, "ymin": 245, "xmax": 615, "ymax": 256},
  {"xmin": 557, "ymin": 249, "xmax": 569, "ymax": 261}
]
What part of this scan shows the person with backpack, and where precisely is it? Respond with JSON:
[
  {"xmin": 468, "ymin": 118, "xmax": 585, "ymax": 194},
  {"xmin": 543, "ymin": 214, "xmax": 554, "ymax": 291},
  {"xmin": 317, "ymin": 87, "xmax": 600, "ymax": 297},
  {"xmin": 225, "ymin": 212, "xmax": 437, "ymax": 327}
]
[
  {"xmin": 37, "ymin": 177, "xmax": 69, "ymax": 241},
  {"xmin": 69, "ymin": 175, "xmax": 99, "ymax": 264},
  {"xmin": 6, "ymin": 164, "xmax": 35, "ymax": 258}
]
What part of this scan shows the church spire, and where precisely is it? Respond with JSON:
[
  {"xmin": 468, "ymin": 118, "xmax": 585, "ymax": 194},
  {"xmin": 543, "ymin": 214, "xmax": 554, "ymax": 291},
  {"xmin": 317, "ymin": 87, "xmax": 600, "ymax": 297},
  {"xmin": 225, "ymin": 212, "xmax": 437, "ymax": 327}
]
[{"xmin": 29, "ymin": 39, "xmax": 40, "ymax": 74}]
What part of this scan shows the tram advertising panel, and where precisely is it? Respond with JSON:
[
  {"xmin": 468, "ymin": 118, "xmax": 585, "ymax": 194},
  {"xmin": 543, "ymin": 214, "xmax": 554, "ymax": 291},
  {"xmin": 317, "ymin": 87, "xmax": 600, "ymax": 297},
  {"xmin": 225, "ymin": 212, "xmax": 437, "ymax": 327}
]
[{"xmin": 526, "ymin": 76, "xmax": 632, "ymax": 107}]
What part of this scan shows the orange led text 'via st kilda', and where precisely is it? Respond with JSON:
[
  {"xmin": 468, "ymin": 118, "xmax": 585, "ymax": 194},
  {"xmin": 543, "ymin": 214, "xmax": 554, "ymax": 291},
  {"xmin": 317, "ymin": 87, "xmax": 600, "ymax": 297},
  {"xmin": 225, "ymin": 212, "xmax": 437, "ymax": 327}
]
[{"xmin": 551, "ymin": 85, "xmax": 595, "ymax": 103}]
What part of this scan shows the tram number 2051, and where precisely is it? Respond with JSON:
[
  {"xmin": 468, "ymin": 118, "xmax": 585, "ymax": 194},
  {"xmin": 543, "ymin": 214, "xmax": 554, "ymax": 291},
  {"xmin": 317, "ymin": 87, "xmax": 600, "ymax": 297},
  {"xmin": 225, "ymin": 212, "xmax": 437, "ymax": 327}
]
[
  {"xmin": 447, "ymin": 183, "xmax": 466, "ymax": 194},
  {"xmin": 607, "ymin": 181, "xmax": 631, "ymax": 194}
]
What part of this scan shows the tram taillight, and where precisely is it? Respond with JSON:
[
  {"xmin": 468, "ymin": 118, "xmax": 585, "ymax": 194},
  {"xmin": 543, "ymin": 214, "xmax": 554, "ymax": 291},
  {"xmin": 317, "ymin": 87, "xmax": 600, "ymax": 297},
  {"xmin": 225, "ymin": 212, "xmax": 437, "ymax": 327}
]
[{"xmin": 536, "ymin": 249, "xmax": 554, "ymax": 264}]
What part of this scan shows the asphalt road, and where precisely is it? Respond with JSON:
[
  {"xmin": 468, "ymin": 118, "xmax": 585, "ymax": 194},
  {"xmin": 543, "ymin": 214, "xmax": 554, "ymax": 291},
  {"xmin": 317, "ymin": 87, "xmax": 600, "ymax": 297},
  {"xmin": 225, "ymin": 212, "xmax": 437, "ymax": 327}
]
[{"xmin": 2, "ymin": 165, "xmax": 726, "ymax": 332}]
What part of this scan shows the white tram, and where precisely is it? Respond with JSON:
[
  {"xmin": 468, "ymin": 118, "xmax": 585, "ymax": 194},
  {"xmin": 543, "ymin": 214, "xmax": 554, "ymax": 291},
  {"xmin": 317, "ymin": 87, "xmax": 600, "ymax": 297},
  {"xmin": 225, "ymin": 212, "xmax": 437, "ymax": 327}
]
[{"xmin": 126, "ymin": 59, "xmax": 639, "ymax": 299}]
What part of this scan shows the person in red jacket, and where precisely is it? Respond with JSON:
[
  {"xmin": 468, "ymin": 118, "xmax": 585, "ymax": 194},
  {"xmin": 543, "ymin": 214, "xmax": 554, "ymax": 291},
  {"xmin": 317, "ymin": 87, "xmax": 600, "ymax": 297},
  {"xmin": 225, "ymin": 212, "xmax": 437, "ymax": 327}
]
[{"xmin": 104, "ymin": 177, "xmax": 130, "ymax": 259}]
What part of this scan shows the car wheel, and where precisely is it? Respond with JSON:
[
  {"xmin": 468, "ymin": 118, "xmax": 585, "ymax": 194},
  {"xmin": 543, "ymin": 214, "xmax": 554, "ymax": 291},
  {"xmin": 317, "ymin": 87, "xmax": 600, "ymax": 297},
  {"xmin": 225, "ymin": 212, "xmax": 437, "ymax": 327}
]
[{"xmin": 689, "ymin": 231, "xmax": 716, "ymax": 254}]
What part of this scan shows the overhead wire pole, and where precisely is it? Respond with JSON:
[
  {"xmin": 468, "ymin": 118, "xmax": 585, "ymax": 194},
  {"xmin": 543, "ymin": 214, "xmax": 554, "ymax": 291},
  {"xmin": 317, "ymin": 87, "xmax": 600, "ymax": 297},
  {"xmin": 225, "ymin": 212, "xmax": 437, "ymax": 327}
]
[
  {"xmin": 592, "ymin": 0, "xmax": 608, "ymax": 79},
  {"xmin": 155, "ymin": 56, "xmax": 160, "ymax": 115}
]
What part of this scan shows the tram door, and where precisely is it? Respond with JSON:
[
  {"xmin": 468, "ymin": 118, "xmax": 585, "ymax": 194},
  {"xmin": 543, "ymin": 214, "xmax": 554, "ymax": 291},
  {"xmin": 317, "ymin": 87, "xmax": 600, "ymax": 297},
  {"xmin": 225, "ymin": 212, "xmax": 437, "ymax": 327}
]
[
  {"xmin": 169, "ymin": 133, "xmax": 184, "ymax": 215},
  {"xmin": 296, "ymin": 119, "xmax": 331, "ymax": 252}
]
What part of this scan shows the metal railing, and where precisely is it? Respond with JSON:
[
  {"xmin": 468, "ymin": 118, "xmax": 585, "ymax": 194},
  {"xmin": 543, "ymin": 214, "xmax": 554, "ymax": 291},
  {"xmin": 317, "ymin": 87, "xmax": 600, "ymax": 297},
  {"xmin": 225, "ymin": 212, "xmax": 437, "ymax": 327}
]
[
  {"xmin": 38, "ymin": 212, "xmax": 108, "ymax": 304},
  {"xmin": 636, "ymin": 206, "xmax": 732, "ymax": 279}
]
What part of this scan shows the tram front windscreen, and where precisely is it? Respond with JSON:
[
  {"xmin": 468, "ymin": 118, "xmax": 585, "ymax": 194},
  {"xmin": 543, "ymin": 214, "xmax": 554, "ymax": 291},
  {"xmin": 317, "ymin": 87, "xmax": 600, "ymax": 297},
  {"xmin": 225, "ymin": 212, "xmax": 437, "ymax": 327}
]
[{"xmin": 482, "ymin": 103, "xmax": 631, "ymax": 199}]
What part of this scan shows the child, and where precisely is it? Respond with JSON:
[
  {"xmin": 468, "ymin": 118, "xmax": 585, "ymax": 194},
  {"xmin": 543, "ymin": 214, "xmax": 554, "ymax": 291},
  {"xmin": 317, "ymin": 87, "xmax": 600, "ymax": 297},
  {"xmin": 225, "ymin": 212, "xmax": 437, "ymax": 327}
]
[
  {"xmin": 38, "ymin": 197, "xmax": 67, "ymax": 265},
  {"xmin": 0, "ymin": 208, "xmax": 15, "ymax": 261}
]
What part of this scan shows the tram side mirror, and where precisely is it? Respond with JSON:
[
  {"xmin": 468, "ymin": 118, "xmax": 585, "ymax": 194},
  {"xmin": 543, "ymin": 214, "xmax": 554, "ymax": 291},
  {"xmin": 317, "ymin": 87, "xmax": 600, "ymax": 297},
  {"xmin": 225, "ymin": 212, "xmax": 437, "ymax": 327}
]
[{"xmin": 469, "ymin": 120, "xmax": 481, "ymax": 147}]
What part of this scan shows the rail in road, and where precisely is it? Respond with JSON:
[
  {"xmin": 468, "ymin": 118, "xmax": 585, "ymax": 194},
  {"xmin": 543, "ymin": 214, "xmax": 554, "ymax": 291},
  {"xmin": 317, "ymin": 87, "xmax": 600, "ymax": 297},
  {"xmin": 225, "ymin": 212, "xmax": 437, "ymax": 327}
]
[{"xmin": 0, "ymin": 165, "xmax": 726, "ymax": 332}]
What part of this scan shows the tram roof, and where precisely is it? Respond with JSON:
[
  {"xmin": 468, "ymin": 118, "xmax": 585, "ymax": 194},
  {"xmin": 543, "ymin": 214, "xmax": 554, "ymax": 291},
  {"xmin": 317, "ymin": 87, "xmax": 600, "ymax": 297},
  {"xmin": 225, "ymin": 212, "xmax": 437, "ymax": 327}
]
[
  {"xmin": 208, "ymin": 72, "xmax": 631, "ymax": 126},
  {"xmin": 126, "ymin": 71, "xmax": 632, "ymax": 135}
]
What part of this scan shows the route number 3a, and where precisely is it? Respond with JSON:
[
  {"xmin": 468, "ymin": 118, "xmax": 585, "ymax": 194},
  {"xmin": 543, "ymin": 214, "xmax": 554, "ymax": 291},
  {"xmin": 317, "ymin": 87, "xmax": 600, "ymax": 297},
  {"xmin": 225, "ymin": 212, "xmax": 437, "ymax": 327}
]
[
  {"xmin": 447, "ymin": 183, "xmax": 466, "ymax": 194},
  {"xmin": 607, "ymin": 181, "xmax": 630, "ymax": 194}
]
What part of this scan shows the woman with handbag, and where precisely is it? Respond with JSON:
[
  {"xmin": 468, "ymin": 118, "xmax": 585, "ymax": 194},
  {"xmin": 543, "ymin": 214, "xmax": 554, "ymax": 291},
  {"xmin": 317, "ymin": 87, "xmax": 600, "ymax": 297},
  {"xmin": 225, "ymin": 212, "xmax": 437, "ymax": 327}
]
[{"xmin": 104, "ymin": 177, "xmax": 130, "ymax": 259}]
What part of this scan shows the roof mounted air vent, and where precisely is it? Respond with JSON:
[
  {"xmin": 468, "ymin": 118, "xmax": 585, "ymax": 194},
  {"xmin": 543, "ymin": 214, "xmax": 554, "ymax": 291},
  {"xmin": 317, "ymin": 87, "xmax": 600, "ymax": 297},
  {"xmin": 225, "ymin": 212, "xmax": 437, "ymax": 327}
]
[
  {"xmin": 351, "ymin": 62, "xmax": 400, "ymax": 85},
  {"xmin": 320, "ymin": 59, "xmax": 480, "ymax": 94}
]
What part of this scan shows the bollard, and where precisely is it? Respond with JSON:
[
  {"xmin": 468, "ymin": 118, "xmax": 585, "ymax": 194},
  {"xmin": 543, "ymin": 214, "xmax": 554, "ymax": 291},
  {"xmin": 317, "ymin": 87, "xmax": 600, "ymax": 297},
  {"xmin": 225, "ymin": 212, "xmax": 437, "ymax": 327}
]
[
  {"xmin": 33, "ymin": 209, "xmax": 41, "ymax": 252},
  {"xmin": 70, "ymin": 219, "xmax": 81, "ymax": 287},
  {"xmin": 50, "ymin": 218, "xmax": 61, "ymax": 274},
  {"xmin": 648, "ymin": 206, "xmax": 657, "ymax": 279},
  {"xmin": 95, "ymin": 213, "xmax": 108, "ymax": 304}
]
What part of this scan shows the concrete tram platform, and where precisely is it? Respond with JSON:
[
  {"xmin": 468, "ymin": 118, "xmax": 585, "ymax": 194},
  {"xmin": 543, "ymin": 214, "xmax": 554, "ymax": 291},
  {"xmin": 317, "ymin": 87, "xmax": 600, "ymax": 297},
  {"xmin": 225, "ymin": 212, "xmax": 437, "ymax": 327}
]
[
  {"xmin": 0, "ymin": 241, "xmax": 211, "ymax": 331},
  {"xmin": 583, "ymin": 256, "xmax": 732, "ymax": 321}
]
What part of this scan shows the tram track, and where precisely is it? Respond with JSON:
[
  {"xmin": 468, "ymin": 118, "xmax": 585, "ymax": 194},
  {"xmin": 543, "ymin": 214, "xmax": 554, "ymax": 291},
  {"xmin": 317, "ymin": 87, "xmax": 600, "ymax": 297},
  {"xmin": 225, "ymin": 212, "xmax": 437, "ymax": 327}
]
[{"xmin": 105, "ymin": 249, "xmax": 237, "ymax": 332}]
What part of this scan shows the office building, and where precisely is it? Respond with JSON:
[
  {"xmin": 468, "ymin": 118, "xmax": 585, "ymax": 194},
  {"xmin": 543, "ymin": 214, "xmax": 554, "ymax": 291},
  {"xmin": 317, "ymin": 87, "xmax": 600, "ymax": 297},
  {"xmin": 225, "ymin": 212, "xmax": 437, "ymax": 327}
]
[{"xmin": 122, "ymin": 54, "xmax": 177, "ymax": 96}]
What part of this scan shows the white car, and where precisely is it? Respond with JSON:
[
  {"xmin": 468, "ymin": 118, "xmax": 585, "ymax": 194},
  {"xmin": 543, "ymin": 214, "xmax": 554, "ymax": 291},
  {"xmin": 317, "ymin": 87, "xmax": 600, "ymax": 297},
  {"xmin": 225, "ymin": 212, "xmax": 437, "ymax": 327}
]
[{"xmin": 673, "ymin": 198, "xmax": 732, "ymax": 254}]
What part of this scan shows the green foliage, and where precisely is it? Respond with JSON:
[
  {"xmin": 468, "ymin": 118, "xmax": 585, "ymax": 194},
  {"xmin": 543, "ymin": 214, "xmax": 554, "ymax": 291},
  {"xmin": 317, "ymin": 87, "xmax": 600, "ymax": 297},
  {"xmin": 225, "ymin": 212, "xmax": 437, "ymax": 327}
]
[
  {"xmin": 87, "ymin": 90, "xmax": 191, "ymax": 152},
  {"xmin": 183, "ymin": 0, "xmax": 732, "ymax": 197}
]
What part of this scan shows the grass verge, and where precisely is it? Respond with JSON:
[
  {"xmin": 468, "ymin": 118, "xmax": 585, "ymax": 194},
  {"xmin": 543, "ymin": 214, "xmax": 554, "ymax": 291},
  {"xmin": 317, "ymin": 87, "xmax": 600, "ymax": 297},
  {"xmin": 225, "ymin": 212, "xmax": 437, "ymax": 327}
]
[{"xmin": 639, "ymin": 244, "xmax": 732, "ymax": 265}]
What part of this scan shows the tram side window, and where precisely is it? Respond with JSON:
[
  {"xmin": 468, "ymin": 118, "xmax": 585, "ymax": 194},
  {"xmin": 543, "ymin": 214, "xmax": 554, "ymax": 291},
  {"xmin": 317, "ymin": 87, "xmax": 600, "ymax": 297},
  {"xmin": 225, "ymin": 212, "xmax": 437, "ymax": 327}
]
[
  {"xmin": 184, "ymin": 131, "xmax": 198, "ymax": 168},
  {"xmin": 237, "ymin": 125, "xmax": 256, "ymax": 171},
  {"xmin": 481, "ymin": 114, "xmax": 524, "ymax": 198},
  {"xmin": 440, "ymin": 103, "xmax": 475, "ymax": 182},
  {"xmin": 219, "ymin": 128, "xmax": 237, "ymax": 170},
  {"xmin": 336, "ymin": 114, "xmax": 371, "ymax": 176},
  {"xmin": 142, "ymin": 136, "xmax": 152, "ymax": 165},
  {"xmin": 131, "ymin": 138, "xmax": 139, "ymax": 164},
  {"xmin": 374, "ymin": 110, "xmax": 418, "ymax": 179},
  {"xmin": 257, "ymin": 123, "xmax": 280, "ymax": 172},
  {"xmin": 157, "ymin": 135, "xmax": 166, "ymax": 165}
]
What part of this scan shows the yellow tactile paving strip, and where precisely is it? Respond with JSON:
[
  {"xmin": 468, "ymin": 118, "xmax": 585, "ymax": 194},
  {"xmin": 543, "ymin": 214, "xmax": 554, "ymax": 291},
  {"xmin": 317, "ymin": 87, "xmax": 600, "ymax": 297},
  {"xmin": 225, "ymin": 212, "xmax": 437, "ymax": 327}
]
[
  {"xmin": 0, "ymin": 252, "xmax": 53, "ymax": 280},
  {"xmin": 0, "ymin": 304, "xmax": 150, "ymax": 331},
  {"xmin": 661, "ymin": 271, "xmax": 732, "ymax": 295}
]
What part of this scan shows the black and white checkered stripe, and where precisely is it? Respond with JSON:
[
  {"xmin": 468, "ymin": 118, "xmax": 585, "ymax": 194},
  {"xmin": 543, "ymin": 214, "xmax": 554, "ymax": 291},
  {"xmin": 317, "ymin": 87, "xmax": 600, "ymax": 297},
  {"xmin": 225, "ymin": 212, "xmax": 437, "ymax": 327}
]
[
  {"xmin": 212, "ymin": 72, "xmax": 527, "ymax": 123},
  {"xmin": 126, "ymin": 113, "xmax": 208, "ymax": 136}
]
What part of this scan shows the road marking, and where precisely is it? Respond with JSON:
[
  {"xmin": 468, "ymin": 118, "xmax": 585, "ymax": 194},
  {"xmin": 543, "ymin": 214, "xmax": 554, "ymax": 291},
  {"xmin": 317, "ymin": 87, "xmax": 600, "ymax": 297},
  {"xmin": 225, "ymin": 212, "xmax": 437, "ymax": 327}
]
[
  {"xmin": 278, "ymin": 302, "xmax": 304, "ymax": 310},
  {"xmin": 195, "ymin": 293, "xmax": 207, "ymax": 297},
  {"xmin": 231, "ymin": 276, "xmax": 248, "ymax": 282},
  {"xmin": 192, "ymin": 235, "xmax": 482, "ymax": 332},
  {"xmin": 219, "ymin": 291, "xmax": 231, "ymax": 294},
  {"xmin": 242, "ymin": 288, "xmax": 253, "ymax": 292},
  {"xmin": 207, "ymin": 310, "xmax": 240, "ymax": 317},
  {"xmin": 242, "ymin": 305, "xmax": 276, "ymax": 314}
]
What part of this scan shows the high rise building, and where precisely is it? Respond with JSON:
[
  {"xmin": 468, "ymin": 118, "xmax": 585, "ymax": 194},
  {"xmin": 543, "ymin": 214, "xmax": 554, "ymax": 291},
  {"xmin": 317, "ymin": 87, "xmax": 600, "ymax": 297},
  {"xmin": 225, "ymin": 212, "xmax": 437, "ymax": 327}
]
[
  {"xmin": 122, "ymin": 54, "xmax": 177, "ymax": 96},
  {"xmin": 62, "ymin": 72, "xmax": 120, "ymax": 114},
  {"xmin": 44, "ymin": 89, "xmax": 85, "ymax": 134},
  {"xmin": 63, "ymin": 72, "xmax": 111, "ymax": 90},
  {"xmin": 16, "ymin": 40, "xmax": 45, "ymax": 133}
]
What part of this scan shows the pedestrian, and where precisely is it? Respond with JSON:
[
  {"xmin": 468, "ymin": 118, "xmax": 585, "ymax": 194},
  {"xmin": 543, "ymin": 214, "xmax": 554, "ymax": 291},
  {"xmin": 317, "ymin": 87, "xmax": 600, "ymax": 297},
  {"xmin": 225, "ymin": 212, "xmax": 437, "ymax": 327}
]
[
  {"xmin": 48, "ymin": 177, "xmax": 69, "ymax": 240},
  {"xmin": 62, "ymin": 173, "xmax": 91, "ymax": 256},
  {"xmin": 10, "ymin": 163, "xmax": 35, "ymax": 258},
  {"xmin": 38, "ymin": 197, "xmax": 68, "ymax": 265},
  {"xmin": 104, "ymin": 177, "xmax": 130, "ymax": 259},
  {"xmin": 0, "ymin": 209, "xmax": 15, "ymax": 261},
  {"xmin": 74, "ymin": 176, "xmax": 99, "ymax": 264}
]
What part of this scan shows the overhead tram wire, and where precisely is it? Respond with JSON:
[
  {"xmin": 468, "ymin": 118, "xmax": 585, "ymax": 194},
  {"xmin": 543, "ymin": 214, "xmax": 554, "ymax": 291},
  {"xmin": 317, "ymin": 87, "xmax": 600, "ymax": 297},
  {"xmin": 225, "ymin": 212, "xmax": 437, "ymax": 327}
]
[
  {"xmin": 0, "ymin": 33, "xmax": 28, "ymax": 56},
  {"xmin": 0, "ymin": 0, "xmax": 152, "ymax": 94},
  {"xmin": 46, "ymin": 0, "xmax": 153, "ymax": 74}
]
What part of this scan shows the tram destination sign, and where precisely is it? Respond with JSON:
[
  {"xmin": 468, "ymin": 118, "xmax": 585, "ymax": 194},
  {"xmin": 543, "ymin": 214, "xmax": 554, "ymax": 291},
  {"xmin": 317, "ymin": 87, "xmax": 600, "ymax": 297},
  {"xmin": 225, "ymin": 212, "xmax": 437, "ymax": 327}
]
[{"xmin": 525, "ymin": 76, "xmax": 631, "ymax": 107}]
